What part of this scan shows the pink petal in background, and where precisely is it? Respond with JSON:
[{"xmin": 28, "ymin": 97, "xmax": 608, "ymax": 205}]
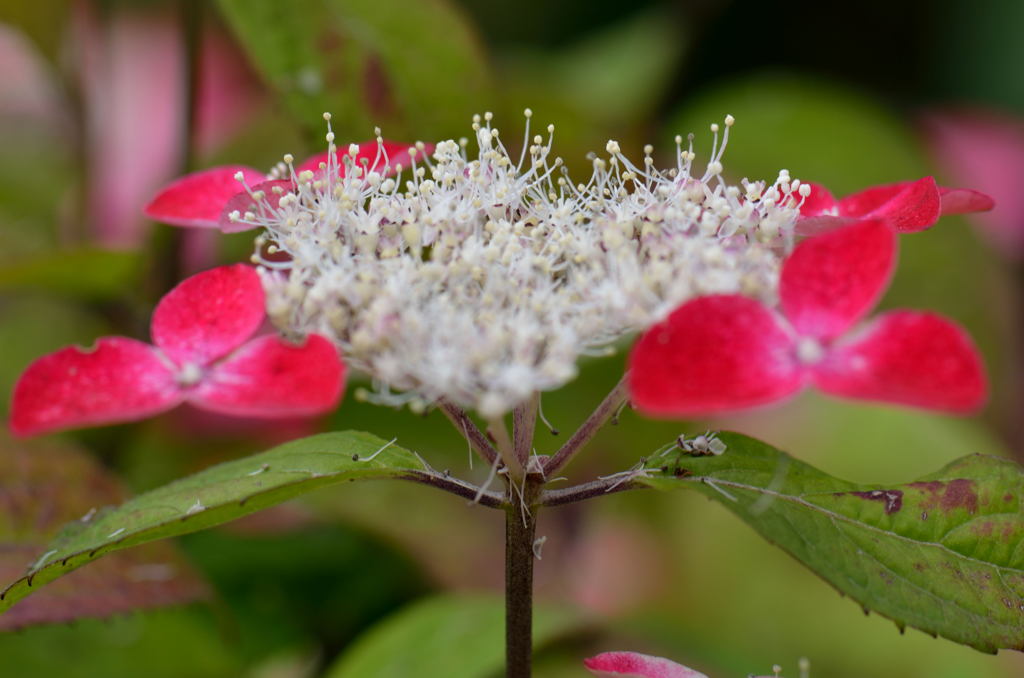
[
  {"xmin": 0, "ymin": 23, "xmax": 63, "ymax": 125},
  {"xmin": 74, "ymin": 1, "xmax": 187, "ymax": 249},
  {"xmin": 70, "ymin": 0, "xmax": 264, "ymax": 249},
  {"xmin": 191, "ymin": 19, "xmax": 265, "ymax": 155},
  {"xmin": 924, "ymin": 108, "xmax": 1024, "ymax": 257}
]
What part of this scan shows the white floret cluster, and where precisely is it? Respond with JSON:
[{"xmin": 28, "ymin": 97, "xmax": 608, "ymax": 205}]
[{"xmin": 231, "ymin": 111, "xmax": 810, "ymax": 418}]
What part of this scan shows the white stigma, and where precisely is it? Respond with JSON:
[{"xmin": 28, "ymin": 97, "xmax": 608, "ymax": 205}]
[
  {"xmin": 796, "ymin": 336, "xmax": 826, "ymax": 365},
  {"xmin": 176, "ymin": 363, "xmax": 204, "ymax": 387},
  {"xmin": 237, "ymin": 114, "xmax": 805, "ymax": 417}
]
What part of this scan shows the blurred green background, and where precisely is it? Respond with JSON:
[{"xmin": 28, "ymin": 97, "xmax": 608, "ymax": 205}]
[{"xmin": 1, "ymin": 0, "xmax": 1024, "ymax": 676}]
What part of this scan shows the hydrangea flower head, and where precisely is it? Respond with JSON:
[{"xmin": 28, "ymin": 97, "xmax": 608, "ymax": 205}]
[{"xmin": 231, "ymin": 113, "xmax": 814, "ymax": 417}]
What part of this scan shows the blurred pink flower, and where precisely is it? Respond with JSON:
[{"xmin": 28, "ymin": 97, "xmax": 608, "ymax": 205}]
[
  {"xmin": 0, "ymin": 24, "xmax": 62, "ymax": 124},
  {"xmin": 72, "ymin": 1, "xmax": 186, "ymax": 248},
  {"xmin": 567, "ymin": 520, "xmax": 668, "ymax": 616},
  {"xmin": 923, "ymin": 108, "xmax": 1024, "ymax": 258},
  {"xmin": 62, "ymin": 1, "xmax": 263, "ymax": 249}
]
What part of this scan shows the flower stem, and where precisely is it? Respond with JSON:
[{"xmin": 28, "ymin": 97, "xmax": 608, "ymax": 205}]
[
  {"xmin": 505, "ymin": 478, "xmax": 540, "ymax": 678},
  {"xmin": 513, "ymin": 393, "xmax": 539, "ymax": 466},
  {"xmin": 544, "ymin": 375, "xmax": 629, "ymax": 476},
  {"xmin": 438, "ymin": 400, "xmax": 499, "ymax": 467},
  {"xmin": 540, "ymin": 475, "xmax": 647, "ymax": 506},
  {"xmin": 489, "ymin": 416, "xmax": 522, "ymax": 478}
]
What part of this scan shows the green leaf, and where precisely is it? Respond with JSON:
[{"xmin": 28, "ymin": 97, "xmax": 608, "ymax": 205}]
[
  {"xmin": 323, "ymin": 593, "xmax": 584, "ymax": 678},
  {"xmin": 0, "ymin": 608, "xmax": 243, "ymax": 678},
  {"xmin": 0, "ymin": 435, "xmax": 206, "ymax": 630},
  {"xmin": 0, "ymin": 431, "xmax": 422, "ymax": 616},
  {"xmin": 0, "ymin": 249, "xmax": 141, "ymax": 300},
  {"xmin": 180, "ymin": 524, "xmax": 430, "ymax": 661},
  {"xmin": 641, "ymin": 432, "xmax": 1024, "ymax": 653},
  {"xmin": 214, "ymin": 0, "xmax": 490, "ymax": 139},
  {"xmin": 502, "ymin": 7, "xmax": 686, "ymax": 126}
]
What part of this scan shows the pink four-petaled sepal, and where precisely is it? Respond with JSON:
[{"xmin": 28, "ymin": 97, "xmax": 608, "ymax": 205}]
[
  {"xmin": 628, "ymin": 219, "xmax": 987, "ymax": 417},
  {"xmin": 584, "ymin": 652, "xmax": 709, "ymax": 678},
  {"xmin": 9, "ymin": 264, "xmax": 346, "ymax": 437},
  {"xmin": 797, "ymin": 176, "xmax": 994, "ymax": 236},
  {"xmin": 144, "ymin": 140, "xmax": 423, "ymax": 232}
]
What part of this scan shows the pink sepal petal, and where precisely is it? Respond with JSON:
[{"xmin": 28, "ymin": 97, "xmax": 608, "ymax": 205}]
[
  {"xmin": 10, "ymin": 337, "xmax": 180, "ymax": 436},
  {"xmin": 794, "ymin": 214, "xmax": 856, "ymax": 237},
  {"xmin": 295, "ymin": 140, "xmax": 429, "ymax": 177},
  {"xmin": 192, "ymin": 334, "xmax": 345, "ymax": 417},
  {"xmin": 812, "ymin": 311, "xmax": 987, "ymax": 413},
  {"xmin": 939, "ymin": 186, "xmax": 996, "ymax": 214},
  {"xmin": 628, "ymin": 295, "xmax": 802, "ymax": 417},
  {"xmin": 151, "ymin": 264, "xmax": 265, "ymax": 367},
  {"xmin": 840, "ymin": 177, "xmax": 941, "ymax": 232},
  {"xmin": 218, "ymin": 179, "xmax": 294, "ymax": 233},
  {"xmin": 798, "ymin": 182, "xmax": 838, "ymax": 216},
  {"xmin": 835, "ymin": 182, "xmax": 908, "ymax": 216},
  {"xmin": 144, "ymin": 165, "xmax": 265, "ymax": 228},
  {"xmin": 584, "ymin": 652, "xmax": 709, "ymax": 678},
  {"xmin": 781, "ymin": 219, "xmax": 896, "ymax": 341}
]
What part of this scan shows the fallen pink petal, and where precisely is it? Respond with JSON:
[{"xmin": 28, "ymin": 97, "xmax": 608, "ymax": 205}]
[{"xmin": 584, "ymin": 652, "xmax": 709, "ymax": 678}]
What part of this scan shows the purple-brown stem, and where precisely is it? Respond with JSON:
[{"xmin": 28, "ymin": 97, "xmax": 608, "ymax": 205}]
[
  {"xmin": 438, "ymin": 400, "xmax": 499, "ymax": 466},
  {"xmin": 401, "ymin": 470, "xmax": 506, "ymax": 508},
  {"xmin": 433, "ymin": 380, "xmax": 651, "ymax": 678},
  {"xmin": 513, "ymin": 394, "xmax": 539, "ymax": 466},
  {"xmin": 505, "ymin": 476, "xmax": 540, "ymax": 678},
  {"xmin": 489, "ymin": 416, "xmax": 521, "ymax": 478},
  {"xmin": 544, "ymin": 375, "xmax": 629, "ymax": 476},
  {"xmin": 540, "ymin": 475, "xmax": 647, "ymax": 507}
]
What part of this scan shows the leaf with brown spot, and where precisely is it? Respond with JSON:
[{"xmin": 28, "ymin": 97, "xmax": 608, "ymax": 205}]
[
  {"xmin": 642, "ymin": 433, "xmax": 1024, "ymax": 653},
  {"xmin": 0, "ymin": 438, "xmax": 206, "ymax": 629}
]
